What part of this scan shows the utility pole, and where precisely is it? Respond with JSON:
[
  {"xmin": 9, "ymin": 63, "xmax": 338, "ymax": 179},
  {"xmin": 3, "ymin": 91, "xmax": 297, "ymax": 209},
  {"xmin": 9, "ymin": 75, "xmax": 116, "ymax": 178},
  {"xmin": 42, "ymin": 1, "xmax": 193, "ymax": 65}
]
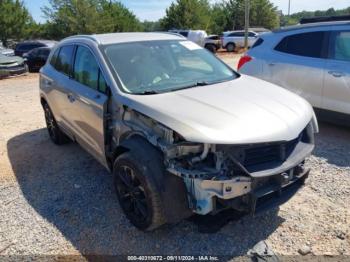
[
  {"xmin": 288, "ymin": 0, "xmax": 291, "ymax": 16},
  {"xmin": 244, "ymin": 0, "xmax": 250, "ymax": 49}
]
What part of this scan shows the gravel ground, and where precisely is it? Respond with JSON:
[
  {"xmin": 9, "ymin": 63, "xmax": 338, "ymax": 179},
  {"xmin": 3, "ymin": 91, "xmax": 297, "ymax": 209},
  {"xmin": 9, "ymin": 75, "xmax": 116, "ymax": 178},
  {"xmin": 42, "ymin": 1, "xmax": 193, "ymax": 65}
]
[{"xmin": 0, "ymin": 54, "xmax": 349, "ymax": 259}]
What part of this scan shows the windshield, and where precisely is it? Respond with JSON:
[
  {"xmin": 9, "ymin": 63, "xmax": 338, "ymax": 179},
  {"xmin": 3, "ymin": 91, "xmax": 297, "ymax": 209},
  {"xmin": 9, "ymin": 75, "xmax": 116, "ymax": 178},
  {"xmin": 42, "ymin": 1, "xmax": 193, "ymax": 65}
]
[{"xmin": 104, "ymin": 40, "xmax": 237, "ymax": 94}]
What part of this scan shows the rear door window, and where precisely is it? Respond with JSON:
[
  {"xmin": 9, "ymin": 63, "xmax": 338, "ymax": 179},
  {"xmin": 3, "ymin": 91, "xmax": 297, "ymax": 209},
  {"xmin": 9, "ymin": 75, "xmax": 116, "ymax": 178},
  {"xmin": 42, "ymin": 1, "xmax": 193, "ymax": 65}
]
[
  {"xmin": 229, "ymin": 32, "xmax": 244, "ymax": 37},
  {"xmin": 275, "ymin": 31, "xmax": 326, "ymax": 58},
  {"xmin": 329, "ymin": 31, "xmax": 350, "ymax": 61},
  {"xmin": 20, "ymin": 44, "xmax": 41, "ymax": 51},
  {"xmin": 55, "ymin": 45, "xmax": 75, "ymax": 75},
  {"xmin": 40, "ymin": 49, "xmax": 51, "ymax": 58}
]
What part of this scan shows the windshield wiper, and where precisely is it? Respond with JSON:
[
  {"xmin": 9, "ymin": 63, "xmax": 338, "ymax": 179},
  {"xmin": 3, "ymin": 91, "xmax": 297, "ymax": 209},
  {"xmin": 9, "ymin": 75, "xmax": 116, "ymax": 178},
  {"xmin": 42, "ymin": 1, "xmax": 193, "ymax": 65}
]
[
  {"xmin": 133, "ymin": 90, "xmax": 159, "ymax": 95},
  {"xmin": 167, "ymin": 81, "xmax": 210, "ymax": 92}
]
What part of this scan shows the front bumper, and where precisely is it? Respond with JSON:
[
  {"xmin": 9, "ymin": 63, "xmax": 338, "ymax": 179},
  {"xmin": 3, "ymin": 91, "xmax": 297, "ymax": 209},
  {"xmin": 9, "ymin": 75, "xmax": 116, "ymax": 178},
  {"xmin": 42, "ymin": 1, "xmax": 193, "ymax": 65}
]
[
  {"xmin": 0, "ymin": 64, "xmax": 28, "ymax": 78},
  {"xmin": 170, "ymin": 161, "xmax": 309, "ymax": 215},
  {"xmin": 167, "ymin": 123, "xmax": 315, "ymax": 215}
]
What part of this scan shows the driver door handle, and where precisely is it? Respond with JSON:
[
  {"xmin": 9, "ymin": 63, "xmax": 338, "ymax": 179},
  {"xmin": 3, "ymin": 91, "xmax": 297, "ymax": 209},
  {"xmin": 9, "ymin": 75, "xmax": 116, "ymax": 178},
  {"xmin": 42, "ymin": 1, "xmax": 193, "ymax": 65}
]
[
  {"xmin": 67, "ymin": 94, "xmax": 76, "ymax": 103},
  {"xmin": 328, "ymin": 71, "xmax": 344, "ymax": 78}
]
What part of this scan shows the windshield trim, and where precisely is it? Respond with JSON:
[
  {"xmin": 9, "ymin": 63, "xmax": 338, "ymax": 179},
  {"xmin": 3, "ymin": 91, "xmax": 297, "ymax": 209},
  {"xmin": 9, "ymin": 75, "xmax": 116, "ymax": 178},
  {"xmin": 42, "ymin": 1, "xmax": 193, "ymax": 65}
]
[{"xmin": 99, "ymin": 40, "xmax": 240, "ymax": 95}]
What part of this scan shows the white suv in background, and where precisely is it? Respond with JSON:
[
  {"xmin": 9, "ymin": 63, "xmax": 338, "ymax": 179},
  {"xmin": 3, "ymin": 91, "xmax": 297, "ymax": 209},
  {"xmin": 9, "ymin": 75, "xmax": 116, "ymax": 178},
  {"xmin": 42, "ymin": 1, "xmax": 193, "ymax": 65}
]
[
  {"xmin": 238, "ymin": 19, "xmax": 350, "ymax": 121},
  {"xmin": 221, "ymin": 30, "xmax": 258, "ymax": 52}
]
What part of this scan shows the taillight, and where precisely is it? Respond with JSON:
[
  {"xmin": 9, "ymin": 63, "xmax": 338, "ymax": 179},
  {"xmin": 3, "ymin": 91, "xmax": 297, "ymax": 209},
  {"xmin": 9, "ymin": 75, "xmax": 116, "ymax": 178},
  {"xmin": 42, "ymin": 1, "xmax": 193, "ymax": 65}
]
[{"xmin": 237, "ymin": 55, "xmax": 252, "ymax": 71}]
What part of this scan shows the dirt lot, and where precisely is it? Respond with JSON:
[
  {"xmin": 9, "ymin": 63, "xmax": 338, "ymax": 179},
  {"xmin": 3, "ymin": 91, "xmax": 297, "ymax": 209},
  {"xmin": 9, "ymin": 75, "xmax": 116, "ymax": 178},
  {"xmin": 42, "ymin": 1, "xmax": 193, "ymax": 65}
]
[{"xmin": 0, "ymin": 53, "xmax": 349, "ymax": 258}]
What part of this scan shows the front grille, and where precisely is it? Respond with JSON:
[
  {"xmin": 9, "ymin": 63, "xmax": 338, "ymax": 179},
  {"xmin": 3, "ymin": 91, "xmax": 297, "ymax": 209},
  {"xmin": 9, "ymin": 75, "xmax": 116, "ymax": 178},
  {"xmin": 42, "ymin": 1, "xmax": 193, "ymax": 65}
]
[
  {"xmin": 219, "ymin": 129, "xmax": 307, "ymax": 173},
  {"xmin": 244, "ymin": 135, "xmax": 300, "ymax": 168}
]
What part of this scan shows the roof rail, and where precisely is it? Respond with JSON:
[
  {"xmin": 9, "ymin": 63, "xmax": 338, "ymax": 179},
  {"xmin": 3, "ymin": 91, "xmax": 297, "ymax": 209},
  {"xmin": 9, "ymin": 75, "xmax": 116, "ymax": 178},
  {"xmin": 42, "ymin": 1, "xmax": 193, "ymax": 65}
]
[
  {"xmin": 159, "ymin": 31, "xmax": 186, "ymax": 38},
  {"xmin": 300, "ymin": 15, "xmax": 350, "ymax": 24},
  {"xmin": 64, "ymin": 35, "xmax": 100, "ymax": 44}
]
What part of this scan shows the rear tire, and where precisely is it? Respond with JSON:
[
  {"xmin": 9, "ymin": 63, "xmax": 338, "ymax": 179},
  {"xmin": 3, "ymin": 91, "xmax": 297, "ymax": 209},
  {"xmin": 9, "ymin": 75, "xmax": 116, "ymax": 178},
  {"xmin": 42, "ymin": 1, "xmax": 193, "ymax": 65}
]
[
  {"xmin": 226, "ymin": 43, "xmax": 236, "ymax": 52},
  {"xmin": 43, "ymin": 103, "xmax": 70, "ymax": 145},
  {"xmin": 205, "ymin": 44, "xmax": 217, "ymax": 53}
]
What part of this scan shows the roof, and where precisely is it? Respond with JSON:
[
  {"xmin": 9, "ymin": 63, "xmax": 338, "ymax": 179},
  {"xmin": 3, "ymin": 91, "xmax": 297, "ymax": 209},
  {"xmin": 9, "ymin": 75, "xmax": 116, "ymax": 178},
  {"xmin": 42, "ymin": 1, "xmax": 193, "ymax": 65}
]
[
  {"xmin": 249, "ymin": 27, "xmax": 270, "ymax": 32},
  {"xmin": 17, "ymin": 40, "xmax": 57, "ymax": 47},
  {"xmin": 300, "ymin": 15, "xmax": 350, "ymax": 24},
  {"xmin": 66, "ymin": 32, "xmax": 185, "ymax": 45},
  {"xmin": 273, "ymin": 20, "xmax": 350, "ymax": 33}
]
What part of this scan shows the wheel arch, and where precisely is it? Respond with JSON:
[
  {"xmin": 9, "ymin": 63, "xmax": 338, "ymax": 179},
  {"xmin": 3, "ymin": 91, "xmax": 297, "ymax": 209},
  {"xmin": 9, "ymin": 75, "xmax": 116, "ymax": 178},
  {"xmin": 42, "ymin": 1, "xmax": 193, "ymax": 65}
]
[
  {"xmin": 111, "ymin": 134, "xmax": 161, "ymax": 169},
  {"xmin": 112, "ymin": 134, "xmax": 192, "ymax": 224},
  {"xmin": 225, "ymin": 41, "xmax": 236, "ymax": 48}
]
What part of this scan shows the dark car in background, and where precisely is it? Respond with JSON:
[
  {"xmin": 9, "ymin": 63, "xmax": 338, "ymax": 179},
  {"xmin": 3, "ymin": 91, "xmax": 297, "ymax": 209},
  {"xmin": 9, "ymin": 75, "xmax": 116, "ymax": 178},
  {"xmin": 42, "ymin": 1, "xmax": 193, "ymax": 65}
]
[
  {"xmin": 23, "ymin": 47, "xmax": 51, "ymax": 72},
  {"xmin": 14, "ymin": 40, "xmax": 56, "ymax": 57}
]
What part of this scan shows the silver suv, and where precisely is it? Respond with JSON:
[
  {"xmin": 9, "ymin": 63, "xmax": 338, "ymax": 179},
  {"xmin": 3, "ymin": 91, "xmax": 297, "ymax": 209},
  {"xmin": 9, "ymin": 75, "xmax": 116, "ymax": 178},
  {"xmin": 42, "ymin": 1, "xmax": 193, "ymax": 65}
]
[
  {"xmin": 221, "ymin": 31, "xmax": 259, "ymax": 52},
  {"xmin": 239, "ymin": 20, "xmax": 350, "ymax": 121},
  {"xmin": 40, "ymin": 33, "xmax": 318, "ymax": 231}
]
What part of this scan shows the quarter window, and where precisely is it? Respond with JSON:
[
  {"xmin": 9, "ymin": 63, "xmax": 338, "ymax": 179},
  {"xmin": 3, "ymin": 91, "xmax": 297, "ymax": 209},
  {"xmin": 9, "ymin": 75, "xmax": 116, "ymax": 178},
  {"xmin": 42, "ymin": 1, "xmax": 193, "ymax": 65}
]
[
  {"xmin": 330, "ymin": 31, "xmax": 350, "ymax": 61},
  {"xmin": 55, "ymin": 45, "xmax": 74, "ymax": 75},
  {"xmin": 50, "ymin": 48, "xmax": 60, "ymax": 67},
  {"xmin": 275, "ymin": 32, "xmax": 326, "ymax": 58}
]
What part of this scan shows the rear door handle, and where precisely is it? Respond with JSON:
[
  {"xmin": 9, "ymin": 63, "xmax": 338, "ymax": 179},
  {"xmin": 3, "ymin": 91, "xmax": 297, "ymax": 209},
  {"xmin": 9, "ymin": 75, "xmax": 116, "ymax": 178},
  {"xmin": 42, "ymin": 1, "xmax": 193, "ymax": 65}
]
[
  {"xmin": 67, "ymin": 94, "xmax": 76, "ymax": 103},
  {"xmin": 328, "ymin": 71, "xmax": 344, "ymax": 78},
  {"xmin": 45, "ymin": 79, "xmax": 52, "ymax": 87},
  {"xmin": 268, "ymin": 62, "xmax": 276, "ymax": 66}
]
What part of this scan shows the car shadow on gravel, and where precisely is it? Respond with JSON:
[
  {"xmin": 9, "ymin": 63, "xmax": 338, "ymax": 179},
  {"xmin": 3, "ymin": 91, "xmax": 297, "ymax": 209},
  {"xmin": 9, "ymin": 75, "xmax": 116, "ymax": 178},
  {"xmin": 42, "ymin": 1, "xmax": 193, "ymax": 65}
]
[
  {"xmin": 313, "ymin": 122, "xmax": 350, "ymax": 168},
  {"xmin": 7, "ymin": 128, "xmax": 284, "ymax": 256}
]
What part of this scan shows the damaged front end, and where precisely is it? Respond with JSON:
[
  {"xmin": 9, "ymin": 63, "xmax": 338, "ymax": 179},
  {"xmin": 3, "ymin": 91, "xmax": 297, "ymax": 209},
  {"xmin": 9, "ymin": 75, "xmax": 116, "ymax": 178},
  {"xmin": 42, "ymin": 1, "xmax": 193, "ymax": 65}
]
[
  {"xmin": 165, "ymin": 122, "xmax": 316, "ymax": 215},
  {"xmin": 112, "ymin": 108, "xmax": 316, "ymax": 216}
]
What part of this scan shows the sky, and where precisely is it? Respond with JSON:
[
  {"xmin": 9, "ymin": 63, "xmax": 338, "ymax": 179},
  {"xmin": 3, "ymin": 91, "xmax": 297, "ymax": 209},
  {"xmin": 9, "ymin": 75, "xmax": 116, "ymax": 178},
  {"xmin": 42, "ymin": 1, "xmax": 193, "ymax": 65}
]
[{"xmin": 25, "ymin": 0, "xmax": 350, "ymax": 23}]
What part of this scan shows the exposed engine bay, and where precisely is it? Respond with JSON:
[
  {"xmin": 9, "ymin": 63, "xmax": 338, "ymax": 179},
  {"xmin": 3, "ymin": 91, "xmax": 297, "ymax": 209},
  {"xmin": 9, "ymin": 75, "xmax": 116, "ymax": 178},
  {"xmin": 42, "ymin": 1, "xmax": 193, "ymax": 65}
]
[{"xmin": 109, "ymin": 107, "xmax": 316, "ymax": 215}]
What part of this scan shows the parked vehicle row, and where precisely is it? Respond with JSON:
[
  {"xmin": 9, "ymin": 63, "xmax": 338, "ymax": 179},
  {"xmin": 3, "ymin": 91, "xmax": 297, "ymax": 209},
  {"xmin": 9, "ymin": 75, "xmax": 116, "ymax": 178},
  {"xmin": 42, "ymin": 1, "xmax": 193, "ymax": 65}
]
[
  {"xmin": 39, "ymin": 32, "xmax": 317, "ymax": 231},
  {"xmin": 239, "ymin": 19, "xmax": 350, "ymax": 120},
  {"xmin": 168, "ymin": 29, "xmax": 268, "ymax": 53},
  {"xmin": 0, "ymin": 40, "xmax": 56, "ymax": 78}
]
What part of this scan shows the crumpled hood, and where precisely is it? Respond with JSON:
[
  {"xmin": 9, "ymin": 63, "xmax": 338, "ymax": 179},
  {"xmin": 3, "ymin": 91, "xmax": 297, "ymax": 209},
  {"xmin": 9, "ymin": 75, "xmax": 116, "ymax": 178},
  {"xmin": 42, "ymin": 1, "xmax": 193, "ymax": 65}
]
[{"xmin": 122, "ymin": 75, "xmax": 316, "ymax": 144}]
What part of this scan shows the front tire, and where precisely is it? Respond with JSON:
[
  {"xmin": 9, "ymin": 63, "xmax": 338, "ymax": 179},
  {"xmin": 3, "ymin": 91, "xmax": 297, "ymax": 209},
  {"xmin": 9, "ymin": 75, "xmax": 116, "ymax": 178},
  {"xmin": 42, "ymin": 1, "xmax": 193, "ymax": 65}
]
[{"xmin": 113, "ymin": 151, "xmax": 166, "ymax": 231}]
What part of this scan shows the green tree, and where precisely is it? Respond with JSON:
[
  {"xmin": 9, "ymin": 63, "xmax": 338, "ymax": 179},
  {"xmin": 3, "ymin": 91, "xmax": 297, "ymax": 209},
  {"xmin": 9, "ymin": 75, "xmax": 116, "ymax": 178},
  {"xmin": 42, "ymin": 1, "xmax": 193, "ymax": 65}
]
[
  {"xmin": 250, "ymin": 0, "xmax": 279, "ymax": 29},
  {"xmin": 142, "ymin": 20, "xmax": 162, "ymax": 32},
  {"xmin": 42, "ymin": 0, "xmax": 141, "ymax": 39},
  {"xmin": 285, "ymin": 6, "xmax": 350, "ymax": 26},
  {"xmin": 98, "ymin": 0, "xmax": 142, "ymax": 33},
  {"xmin": 209, "ymin": 1, "xmax": 229, "ymax": 34},
  {"xmin": 0, "ymin": 0, "xmax": 31, "ymax": 46},
  {"xmin": 209, "ymin": 0, "xmax": 279, "ymax": 33},
  {"xmin": 160, "ymin": 0, "xmax": 211, "ymax": 31},
  {"xmin": 42, "ymin": 0, "xmax": 102, "ymax": 38},
  {"xmin": 223, "ymin": 0, "xmax": 279, "ymax": 30}
]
